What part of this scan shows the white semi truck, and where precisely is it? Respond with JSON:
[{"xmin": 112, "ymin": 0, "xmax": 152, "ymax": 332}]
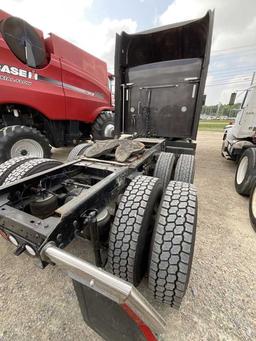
[
  {"xmin": 222, "ymin": 84, "xmax": 256, "ymax": 161},
  {"xmin": 222, "ymin": 84, "xmax": 256, "ymax": 232}
]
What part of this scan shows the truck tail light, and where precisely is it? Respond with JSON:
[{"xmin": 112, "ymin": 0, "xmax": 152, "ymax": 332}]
[{"xmin": 0, "ymin": 229, "xmax": 8, "ymax": 240}]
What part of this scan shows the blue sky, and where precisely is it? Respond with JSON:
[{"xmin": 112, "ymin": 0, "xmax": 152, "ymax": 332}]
[{"xmin": 1, "ymin": 0, "xmax": 256, "ymax": 104}]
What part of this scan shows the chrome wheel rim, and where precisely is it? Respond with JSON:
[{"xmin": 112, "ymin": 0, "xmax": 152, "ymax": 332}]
[
  {"xmin": 10, "ymin": 139, "xmax": 44, "ymax": 158},
  {"xmin": 252, "ymin": 187, "xmax": 256, "ymax": 218},
  {"xmin": 236, "ymin": 156, "xmax": 248, "ymax": 184},
  {"xmin": 104, "ymin": 124, "xmax": 114, "ymax": 138}
]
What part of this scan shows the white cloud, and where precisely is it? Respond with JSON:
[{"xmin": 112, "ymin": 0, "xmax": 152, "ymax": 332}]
[
  {"xmin": 1, "ymin": 0, "xmax": 255, "ymax": 105},
  {"xmin": 0, "ymin": 0, "xmax": 137, "ymax": 70},
  {"xmin": 159, "ymin": 0, "xmax": 256, "ymax": 104},
  {"xmin": 159, "ymin": 0, "xmax": 256, "ymax": 50}
]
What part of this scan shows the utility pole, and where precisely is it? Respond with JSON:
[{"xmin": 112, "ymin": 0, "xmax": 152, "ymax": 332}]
[
  {"xmin": 250, "ymin": 71, "xmax": 255, "ymax": 86},
  {"xmin": 216, "ymin": 102, "xmax": 221, "ymax": 117}
]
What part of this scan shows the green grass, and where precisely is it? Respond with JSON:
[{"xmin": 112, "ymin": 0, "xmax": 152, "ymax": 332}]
[{"xmin": 199, "ymin": 120, "xmax": 230, "ymax": 131}]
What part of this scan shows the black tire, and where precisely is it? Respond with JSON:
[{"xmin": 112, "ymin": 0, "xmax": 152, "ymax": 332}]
[
  {"xmin": 249, "ymin": 179, "xmax": 256, "ymax": 232},
  {"xmin": 92, "ymin": 112, "xmax": 114, "ymax": 140},
  {"xmin": 108, "ymin": 175, "xmax": 163, "ymax": 286},
  {"xmin": 2, "ymin": 158, "xmax": 62, "ymax": 186},
  {"xmin": 0, "ymin": 156, "xmax": 38, "ymax": 185},
  {"xmin": 67, "ymin": 143, "xmax": 92, "ymax": 162},
  {"xmin": 235, "ymin": 148, "xmax": 256, "ymax": 196},
  {"xmin": 153, "ymin": 152, "xmax": 176, "ymax": 189},
  {"xmin": 0, "ymin": 125, "xmax": 51, "ymax": 163},
  {"xmin": 174, "ymin": 154, "xmax": 195, "ymax": 183},
  {"xmin": 148, "ymin": 181, "xmax": 197, "ymax": 308},
  {"xmin": 221, "ymin": 132, "xmax": 227, "ymax": 157}
]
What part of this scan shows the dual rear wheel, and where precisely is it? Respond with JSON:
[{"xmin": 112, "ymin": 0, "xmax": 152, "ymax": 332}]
[
  {"xmin": 153, "ymin": 151, "xmax": 195, "ymax": 187},
  {"xmin": 108, "ymin": 166, "xmax": 197, "ymax": 308}
]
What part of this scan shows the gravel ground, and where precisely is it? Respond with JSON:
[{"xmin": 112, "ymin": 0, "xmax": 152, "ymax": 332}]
[{"xmin": 0, "ymin": 131, "xmax": 255, "ymax": 341}]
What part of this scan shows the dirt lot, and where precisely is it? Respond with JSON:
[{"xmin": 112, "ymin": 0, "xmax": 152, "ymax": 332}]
[{"xmin": 0, "ymin": 131, "xmax": 255, "ymax": 341}]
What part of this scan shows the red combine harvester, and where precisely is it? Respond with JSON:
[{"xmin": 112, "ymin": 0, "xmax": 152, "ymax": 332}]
[{"xmin": 0, "ymin": 10, "xmax": 114, "ymax": 162}]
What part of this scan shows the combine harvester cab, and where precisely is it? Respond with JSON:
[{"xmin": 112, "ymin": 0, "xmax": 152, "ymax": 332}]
[{"xmin": 0, "ymin": 11, "xmax": 213, "ymax": 341}]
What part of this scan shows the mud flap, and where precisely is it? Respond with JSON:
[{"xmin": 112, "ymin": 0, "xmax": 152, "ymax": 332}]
[
  {"xmin": 73, "ymin": 281, "xmax": 149, "ymax": 340},
  {"xmin": 42, "ymin": 244, "xmax": 165, "ymax": 341}
]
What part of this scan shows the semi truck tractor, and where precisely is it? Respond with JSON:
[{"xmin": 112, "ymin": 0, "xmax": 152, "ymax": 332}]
[
  {"xmin": 0, "ymin": 11, "xmax": 213, "ymax": 340},
  {"xmin": 222, "ymin": 84, "xmax": 256, "ymax": 232},
  {"xmin": 0, "ymin": 10, "xmax": 114, "ymax": 162},
  {"xmin": 221, "ymin": 84, "xmax": 256, "ymax": 161}
]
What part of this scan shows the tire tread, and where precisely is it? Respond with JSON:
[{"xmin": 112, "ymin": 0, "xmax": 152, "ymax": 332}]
[
  {"xmin": 148, "ymin": 181, "xmax": 197, "ymax": 308},
  {"xmin": 174, "ymin": 154, "xmax": 195, "ymax": 183},
  {"xmin": 67, "ymin": 143, "xmax": 92, "ymax": 162},
  {"xmin": 2, "ymin": 158, "xmax": 61, "ymax": 185},
  {"xmin": 108, "ymin": 175, "xmax": 162, "ymax": 285},
  {"xmin": 154, "ymin": 152, "xmax": 176, "ymax": 189}
]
